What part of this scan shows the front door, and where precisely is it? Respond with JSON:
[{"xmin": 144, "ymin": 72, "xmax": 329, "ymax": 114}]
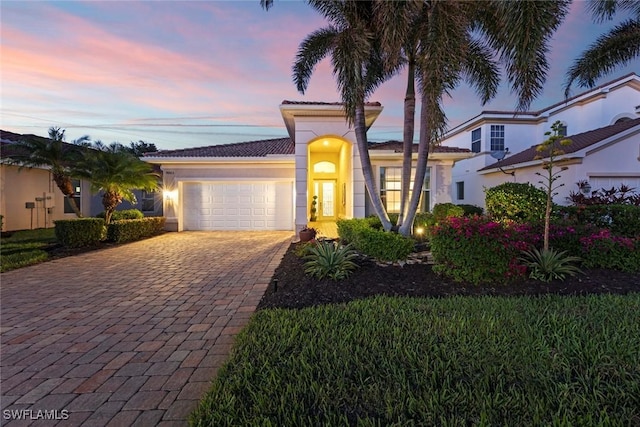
[{"xmin": 313, "ymin": 180, "xmax": 336, "ymax": 220}]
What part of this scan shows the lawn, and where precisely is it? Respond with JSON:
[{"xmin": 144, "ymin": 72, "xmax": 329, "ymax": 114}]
[
  {"xmin": 191, "ymin": 294, "xmax": 640, "ymax": 426},
  {"xmin": 0, "ymin": 228, "xmax": 57, "ymax": 272}
]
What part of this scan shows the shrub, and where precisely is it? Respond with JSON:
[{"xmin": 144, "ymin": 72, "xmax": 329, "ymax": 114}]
[
  {"xmin": 107, "ymin": 217, "xmax": 165, "ymax": 243},
  {"xmin": 556, "ymin": 204, "xmax": 640, "ymax": 237},
  {"xmin": 485, "ymin": 182, "xmax": 547, "ymax": 222},
  {"xmin": 354, "ymin": 227, "xmax": 415, "ymax": 262},
  {"xmin": 55, "ymin": 218, "xmax": 106, "ymax": 248},
  {"xmin": 568, "ymin": 182, "xmax": 640, "ymax": 206},
  {"xmin": 519, "ymin": 248, "xmax": 583, "ymax": 282},
  {"xmin": 303, "ymin": 241, "xmax": 358, "ymax": 280},
  {"xmin": 431, "ymin": 216, "xmax": 529, "ymax": 284},
  {"xmin": 96, "ymin": 209, "xmax": 144, "ymax": 221},
  {"xmin": 336, "ymin": 218, "xmax": 371, "ymax": 245},
  {"xmin": 457, "ymin": 204, "xmax": 484, "ymax": 216},
  {"xmin": 432, "ymin": 203, "xmax": 464, "ymax": 222},
  {"xmin": 579, "ymin": 230, "xmax": 640, "ymax": 272}
]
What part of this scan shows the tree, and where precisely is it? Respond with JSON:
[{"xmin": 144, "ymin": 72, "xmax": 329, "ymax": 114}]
[
  {"xmin": 534, "ymin": 121, "xmax": 572, "ymax": 251},
  {"xmin": 126, "ymin": 140, "xmax": 158, "ymax": 158},
  {"xmin": 74, "ymin": 142, "xmax": 159, "ymax": 224},
  {"xmin": 7, "ymin": 127, "xmax": 89, "ymax": 217},
  {"xmin": 279, "ymin": 0, "xmax": 569, "ymax": 235},
  {"xmin": 564, "ymin": 0, "xmax": 640, "ymax": 97}
]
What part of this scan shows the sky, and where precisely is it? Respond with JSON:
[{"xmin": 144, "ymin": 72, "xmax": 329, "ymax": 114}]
[{"xmin": 1, "ymin": 1, "xmax": 638, "ymax": 151}]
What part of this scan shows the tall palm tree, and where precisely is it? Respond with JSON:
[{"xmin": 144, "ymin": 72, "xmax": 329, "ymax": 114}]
[
  {"xmin": 74, "ymin": 142, "xmax": 159, "ymax": 224},
  {"xmin": 293, "ymin": 0, "xmax": 395, "ymax": 231},
  {"xmin": 564, "ymin": 0, "xmax": 640, "ymax": 97},
  {"xmin": 7, "ymin": 127, "xmax": 88, "ymax": 217},
  {"xmin": 285, "ymin": 0, "xmax": 569, "ymax": 235}
]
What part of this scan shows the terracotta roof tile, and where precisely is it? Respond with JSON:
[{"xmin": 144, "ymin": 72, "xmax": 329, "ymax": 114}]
[
  {"xmin": 479, "ymin": 117, "xmax": 640, "ymax": 171},
  {"xmin": 146, "ymin": 137, "xmax": 294, "ymax": 158},
  {"xmin": 368, "ymin": 140, "xmax": 471, "ymax": 153},
  {"xmin": 282, "ymin": 100, "xmax": 382, "ymax": 107}
]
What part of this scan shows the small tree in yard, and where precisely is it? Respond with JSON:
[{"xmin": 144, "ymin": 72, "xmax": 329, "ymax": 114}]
[
  {"xmin": 74, "ymin": 142, "xmax": 159, "ymax": 225},
  {"xmin": 535, "ymin": 120, "xmax": 572, "ymax": 251}
]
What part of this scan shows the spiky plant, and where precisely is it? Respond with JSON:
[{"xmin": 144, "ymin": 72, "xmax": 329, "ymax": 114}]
[
  {"xmin": 304, "ymin": 241, "xmax": 359, "ymax": 281},
  {"xmin": 520, "ymin": 248, "xmax": 583, "ymax": 282}
]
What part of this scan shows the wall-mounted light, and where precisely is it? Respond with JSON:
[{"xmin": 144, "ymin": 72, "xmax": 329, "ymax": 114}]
[
  {"xmin": 580, "ymin": 181, "xmax": 592, "ymax": 194},
  {"xmin": 163, "ymin": 189, "xmax": 178, "ymax": 201}
]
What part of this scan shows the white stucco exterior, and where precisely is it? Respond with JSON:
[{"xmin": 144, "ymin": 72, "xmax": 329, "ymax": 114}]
[{"xmin": 442, "ymin": 73, "xmax": 640, "ymax": 208}]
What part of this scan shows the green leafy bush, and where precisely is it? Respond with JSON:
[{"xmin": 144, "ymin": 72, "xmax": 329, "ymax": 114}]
[
  {"xmin": 579, "ymin": 230, "xmax": 640, "ymax": 272},
  {"xmin": 431, "ymin": 216, "xmax": 528, "ymax": 284},
  {"xmin": 336, "ymin": 218, "xmax": 371, "ymax": 245},
  {"xmin": 303, "ymin": 241, "xmax": 358, "ymax": 280},
  {"xmin": 457, "ymin": 204, "xmax": 484, "ymax": 216},
  {"xmin": 519, "ymin": 248, "xmax": 583, "ymax": 282},
  {"xmin": 557, "ymin": 204, "xmax": 640, "ymax": 237},
  {"xmin": 485, "ymin": 182, "xmax": 547, "ymax": 222},
  {"xmin": 96, "ymin": 209, "xmax": 144, "ymax": 221},
  {"xmin": 354, "ymin": 227, "xmax": 415, "ymax": 261},
  {"xmin": 432, "ymin": 203, "xmax": 464, "ymax": 221},
  {"xmin": 55, "ymin": 218, "xmax": 106, "ymax": 248},
  {"xmin": 107, "ymin": 217, "xmax": 165, "ymax": 243}
]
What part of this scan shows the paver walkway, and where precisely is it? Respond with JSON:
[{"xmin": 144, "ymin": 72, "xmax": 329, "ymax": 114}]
[{"xmin": 1, "ymin": 231, "xmax": 292, "ymax": 426}]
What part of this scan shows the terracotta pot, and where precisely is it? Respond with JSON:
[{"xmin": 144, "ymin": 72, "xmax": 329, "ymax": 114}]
[{"xmin": 299, "ymin": 230, "xmax": 315, "ymax": 242}]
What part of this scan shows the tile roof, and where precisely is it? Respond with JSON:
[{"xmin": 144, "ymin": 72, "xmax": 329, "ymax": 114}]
[
  {"xmin": 145, "ymin": 137, "xmax": 294, "ymax": 158},
  {"xmin": 1, "ymin": 129, "xmax": 85, "ymax": 160},
  {"xmin": 368, "ymin": 140, "xmax": 471, "ymax": 153},
  {"xmin": 281, "ymin": 100, "xmax": 382, "ymax": 107},
  {"xmin": 479, "ymin": 117, "xmax": 640, "ymax": 171}
]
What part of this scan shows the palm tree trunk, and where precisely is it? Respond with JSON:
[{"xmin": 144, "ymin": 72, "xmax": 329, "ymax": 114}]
[
  {"xmin": 398, "ymin": 91, "xmax": 431, "ymax": 236},
  {"xmin": 102, "ymin": 191, "xmax": 121, "ymax": 225},
  {"xmin": 398, "ymin": 58, "xmax": 416, "ymax": 231},
  {"xmin": 52, "ymin": 172, "xmax": 83, "ymax": 218},
  {"xmin": 354, "ymin": 104, "xmax": 392, "ymax": 231}
]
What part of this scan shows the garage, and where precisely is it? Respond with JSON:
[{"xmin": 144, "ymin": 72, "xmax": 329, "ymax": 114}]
[
  {"xmin": 182, "ymin": 181, "xmax": 293, "ymax": 231},
  {"xmin": 589, "ymin": 176, "xmax": 640, "ymax": 193}
]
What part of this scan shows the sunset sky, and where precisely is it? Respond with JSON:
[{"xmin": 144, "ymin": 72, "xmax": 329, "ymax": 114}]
[{"xmin": 2, "ymin": 1, "xmax": 638, "ymax": 151}]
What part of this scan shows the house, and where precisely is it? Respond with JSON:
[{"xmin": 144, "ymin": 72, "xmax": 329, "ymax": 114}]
[
  {"xmin": 441, "ymin": 73, "xmax": 640, "ymax": 207},
  {"xmin": 0, "ymin": 130, "xmax": 163, "ymax": 231},
  {"xmin": 143, "ymin": 101, "xmax": 472, "ymax": 233}
]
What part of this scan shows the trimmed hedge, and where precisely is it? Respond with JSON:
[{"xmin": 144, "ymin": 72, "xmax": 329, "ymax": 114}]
[
  {"xmin": 432, "ymin": 203, "xmax": 464, "ymax": 221},
  {"xmin": 557, "ymin": 204, "xmax": 640, "ymax": 237},
  {"xmin": 55, "ymin": 218, "xmax": 106, "ymax": 248},
  {"xmin": 96, "ymin": 209, "xmax": 144, "ymax": 221},
  {"xmin": 107, "ymin": 217, "xmax": 166, "ymax": 243},
  {"xmin": 336, "ymin": 218, "xmax": 414, "ymax": 261},
  {"xmin": 485, "ymin": 182, "xmax": 547, "ymax": 222}
]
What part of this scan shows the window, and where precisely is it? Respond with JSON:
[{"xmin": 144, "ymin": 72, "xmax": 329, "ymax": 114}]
[
  {"xmin": 140, "ymin": 190, "xmax": 156, "ymax": 212},
  {"xmin": 64, "ymin": 179, "xmax": 81, "ymax": 214},
  {"xmin": 557, "ymin": 123, "xmax": 567, "ymax": 136},
  {"xmin": 490, "ymin": 125, "xmax": 505, "ymax": 151},
  {"xmin": 380, "ymin": 167, "xmax": 431, "ymax": 213},
  {"xmin": 456, "ymin": 181, "xmax": 465, "ymax": 200},
  {"xmin": 471, "ymin": 128, "xmax": 481, "ymax": 153}
]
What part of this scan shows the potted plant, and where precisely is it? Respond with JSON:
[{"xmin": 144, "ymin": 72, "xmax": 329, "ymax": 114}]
[
  {"xmin": 310, "ymin": 196, "xmax": 318, "ymax": 222},
  {"xmin": 299, "ymin": 226, "xmax": 317, "ymax": 242}
]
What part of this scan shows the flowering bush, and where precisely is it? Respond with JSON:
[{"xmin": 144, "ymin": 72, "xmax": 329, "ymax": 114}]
[
  {"xmin": 431, "ymin": 216, "xmax": 530, "ymax": 284},
  {"xmin": 579, "ymin": 230, "xmax": 640, "ymax": 272}
]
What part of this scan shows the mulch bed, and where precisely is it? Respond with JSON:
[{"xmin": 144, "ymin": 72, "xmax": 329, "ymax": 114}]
[{"xmin": 257, "ymin": 243, "xmax": 640, "ymax": 310}]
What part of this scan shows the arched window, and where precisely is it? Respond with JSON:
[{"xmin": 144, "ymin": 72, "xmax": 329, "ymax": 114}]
[{"xmin": 313, "ymin": 161, "xmax": 336, "ymax": 173}]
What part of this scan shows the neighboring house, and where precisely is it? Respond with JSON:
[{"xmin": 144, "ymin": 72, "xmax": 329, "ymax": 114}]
[
  {"xmin": 0, "ymin": 130, "xmax": 163, "ymax": 232},
  {"xmin": 143, "ymin": 101, "xmax": 471, "ymax": 233},
  {"xmin": 0, "ymin": 130, "xmax": 93, "ymax": 231},
  {"xmin": 441, "ymin": 73, "xmax": 640, "ymax": 207}
]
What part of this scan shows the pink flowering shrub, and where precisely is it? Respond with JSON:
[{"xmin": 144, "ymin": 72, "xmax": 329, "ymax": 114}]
[
  {"xmin": 431, "ymin": 216, "xmax": 532, "ymax": 284},
  {"xmin": 579, "ymin": 230, "xmax": 640, "ymax": 272}
]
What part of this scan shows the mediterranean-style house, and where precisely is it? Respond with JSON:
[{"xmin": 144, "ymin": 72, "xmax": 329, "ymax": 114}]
[
  {"xmin": 143, "ymin": 101, "xmax": 472, "ymax": 233},
  {"xmin": 0, "ymin": 130, "xmax": 163, "ymax": 232},
  {"xmin": 441, "ymin": 73, "xmax": 640, "ymax": 207}
]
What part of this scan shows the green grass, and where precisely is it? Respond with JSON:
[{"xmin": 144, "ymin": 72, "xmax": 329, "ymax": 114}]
[
  {"xmin": 191, "ymin": 294, "xmax": 640, "ymax": 426},
  {"xmin": 1, "ymin": 228, "xmax": 57, "ymax": 272}
]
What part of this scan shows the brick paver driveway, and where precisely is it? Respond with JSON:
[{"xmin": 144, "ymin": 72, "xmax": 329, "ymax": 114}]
[{"xmin": 1, "ymin": 231, "xmax": 292, "ymax": 426}]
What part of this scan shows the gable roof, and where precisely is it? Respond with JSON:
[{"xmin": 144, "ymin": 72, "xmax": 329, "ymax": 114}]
[
  {"xmin": 479, "ymin": 117, "xmax": 640, "ymax": 171},
  {"xmin": 1, "ymin": 129, "xmax": 86, "ymax": 161}
]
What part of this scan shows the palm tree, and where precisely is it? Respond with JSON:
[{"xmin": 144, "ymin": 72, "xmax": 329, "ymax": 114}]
[
  {"xmin": 564, "ymin": 0, "xmax": 640, "ymax": 97},
  {"xmin": 74, "ymin": 142, "xmax": 159, "ymax": 224},
  {"xmin": 7, "ymin": 127, "xmax": 89, "ymax": 217},
  {"xmin": 290, "ymin": 0, "xmax": 569, "ymax": 235}
]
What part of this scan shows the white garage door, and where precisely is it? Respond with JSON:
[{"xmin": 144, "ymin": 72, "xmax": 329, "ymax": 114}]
[
  {"xmin": 590, "ymin": 176, "xmax": 640, "ymax": 192},
  {"xmin": 182, "ymin": 182, "xmax": 293, "ymax": 231}
]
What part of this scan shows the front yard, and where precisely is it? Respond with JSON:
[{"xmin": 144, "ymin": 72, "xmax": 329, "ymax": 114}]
[
  {"xmin": 191, "ymin": 293, "xmax": 640, "ymax": 425},
  {"xmin": 0, "ymin": 228, "xmax": 57, "ymax": 272}
]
